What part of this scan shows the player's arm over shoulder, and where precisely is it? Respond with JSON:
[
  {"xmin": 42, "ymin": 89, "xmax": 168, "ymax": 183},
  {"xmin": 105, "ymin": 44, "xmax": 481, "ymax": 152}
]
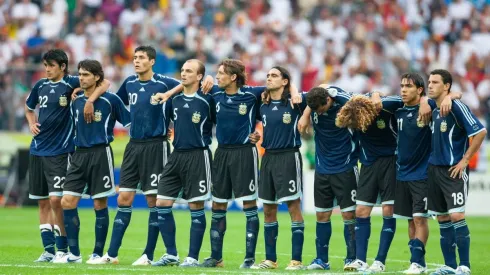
[{"xmin": 25, "ymin": 78, "xmax": 49, "ymax": 110}]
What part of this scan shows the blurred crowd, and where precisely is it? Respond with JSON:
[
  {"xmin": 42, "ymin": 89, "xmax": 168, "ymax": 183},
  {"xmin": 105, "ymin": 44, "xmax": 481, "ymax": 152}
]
[{"xmin": 0, "ymin": 0, "xmax": 489, "ymax": 133}]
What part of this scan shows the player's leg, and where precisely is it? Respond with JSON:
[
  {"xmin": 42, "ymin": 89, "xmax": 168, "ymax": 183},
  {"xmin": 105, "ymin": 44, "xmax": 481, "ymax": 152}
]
[
  {"xmin": 330, "ymin": 167, "xmax": 358, "ymax": 271},
  {"xmin": 371, "ymin": 156, "xmax": 397, "ymax": 271},
  {"xmin": 226, "ymin": 145, "xmax": 260, "ymax": 268},
  {"xmin": 353, "ymin": 162, "xmax": 378, "ymax": 269},
  {"xmin": 152, "ymin": 151, "xmax": 187, "ymax": 267},
  {"xmin": 442, "ymin": 168, "xmax": 470, "ymax": 274},
  {"xmin": 104, "ymin": 142, "xmax": 139, "ymax": 261},
  {"xmin": 29, "ymin": 155, "xmax": 56, "ymax": 262},
  {"xmin": 55, "ymin": 151, "xmax": 86, "ymax": 264},
  {"xmin": 180, "ymin": 149, "xmax": 212, "ymax": 267},
  {"xmin": 428, "ymin": 166, "xmax": 458, "ymax": 275},
  {"xmin": 307, "ymin": 172, "xmax": 334, "ymax": 271},
  {"xmin": 202, "ymin": 147, "xmax": 231, "ymax": 267},
  {"xmin": 45, "ymin": 154, "xmax": 71, "ymax": 258},
  {"xmin": 86, "ymin": 146, "xmax": 116, "ymax": 264},
  {"xmin": 135, "ymin": 139, "xmax": 168, "ymax": 264},
  {"xmin": 252, "ymin": 151, "xmax": 278, "ymax": 270}
]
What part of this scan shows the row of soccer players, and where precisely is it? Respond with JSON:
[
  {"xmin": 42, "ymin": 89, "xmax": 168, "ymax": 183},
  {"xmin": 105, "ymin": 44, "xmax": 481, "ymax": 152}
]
[
  {"xmin": 25, "ymin": 46, "xmax": 486, "ymax": 274},
  {"xmin": 26, "ymin": 46, "xmax": 305, "ymax": 269}
]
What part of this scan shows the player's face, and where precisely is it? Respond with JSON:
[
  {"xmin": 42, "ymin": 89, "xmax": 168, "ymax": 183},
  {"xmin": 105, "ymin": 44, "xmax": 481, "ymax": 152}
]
[
  {"xmin": 216, "ymin": 65, "xmax": 234, "ymax": 89},
  {"xmin": 133, "ymin": 51, "xmax": 154, "ymax": 74},
  {"xmin": 316, "ymin": 97, "xmax": 334, "ymax": 115},
  {"xmin": 400, "ymin": 78, "xmax": 421, "ymax": 105},
  {"xmin": 78, "ymin": 68, "xmax": 99, "ymax": 90},
  {"xmin": 428, "ymin": 74, "xmax": 448, "ymax": 100},
  {"xmin": 43, "ymin": 60, "xmax": 64, "ymax": 81},
  {"xmin": 266, "ymin": 68, "xmax": 288, "ymax": 91},
  {"xmin": 181, "ymin": 61, "xmax": 203, "ymax": 87}
]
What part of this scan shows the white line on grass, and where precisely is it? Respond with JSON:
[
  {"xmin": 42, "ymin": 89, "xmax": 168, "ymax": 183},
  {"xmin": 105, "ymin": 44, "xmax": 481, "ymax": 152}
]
[{"xmin": 0, "ymin": 264, "xmax": 415, "ymax": 275}]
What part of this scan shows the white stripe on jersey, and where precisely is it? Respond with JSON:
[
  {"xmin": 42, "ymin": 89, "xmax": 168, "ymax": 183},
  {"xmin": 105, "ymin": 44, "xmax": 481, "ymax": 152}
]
[
  {"xmin": 448, "ymin": 125, "xmax": 455, "ymax": 165},
  {"xmin": 454, "ymin": 100, "xmax": 476, "ymax": 125}
]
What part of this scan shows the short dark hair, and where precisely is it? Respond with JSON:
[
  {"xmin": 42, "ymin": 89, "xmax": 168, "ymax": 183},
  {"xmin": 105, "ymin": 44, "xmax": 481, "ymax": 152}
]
[
  {"xmin": 42, "ymin": 49, "xmax": 69, "ymax": 73},
  {"xmin": 306, "ymin": 87, "xmax": 329, "ymax": 111},
  {"xmin": 78, "ymin": 59, "xmax": 104, "ymax": 87},
  {"xmin": 219, "ymin": 59, "xmax": 247, "ymax": 88},
  {"xmin": 134, "ymin": 45, "xmax": 156, "ymax": 61},
  {"xmin": 271, "ymin": 66, "xmax": 292, "ymax": 106},
  {"xmin": 430, "ymin": 69, "xmax": 452, "ymax": 92},
  {"xmin": 401, "ymin": 72, "xmax": 426, "ymax": 96}
]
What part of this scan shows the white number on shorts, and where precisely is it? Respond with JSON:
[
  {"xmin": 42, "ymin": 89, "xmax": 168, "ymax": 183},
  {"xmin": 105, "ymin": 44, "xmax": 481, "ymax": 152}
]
[
  {"xmin": 150, "ymin": 174, "xmax": 162, "ymax": 187},
  {"xmin": 288, "ymin": 180, "xmax": 296, "ymax": 193},
  {"xmin": 351, "ymin": 190, "xmax": 357, "ymax": 202},
  {"xmin": 216, "ymin": 102, "xmax": 220, "ymax": 113},
  {"xmin": 423, "ymin": 197, "xmax": 428, "ymax": 210},
  {"xmin": 452, "ymin": 192, "xmax": 464, "ymax": 205},
  {"xmin": 313, "ymin": 112, "xmax": 318, "ymax": 124},
  {"xmin": 53, "ymin": 176, "xmax": 65, "ymax": 189},
  {"xmin": 199, "ymin": 180, "xmax": 207, "ymax": 193},
  {"xmin": 249, "ymin": 180, "xmax": 255, "ymax": 192},
  {"xmin": 103, "ymin": 176, "xmax": 112, "ymax": 189},
  {"xmin": 129, "ymin": 93, "xmax": 138, "ymax": 105},
  {"xmin": 262, "ymin": 115, "xmax": 267, "ymax": 127},
  {"xmin": 39, "ymin": 96, "xmax": 48, "ymax": 108}
]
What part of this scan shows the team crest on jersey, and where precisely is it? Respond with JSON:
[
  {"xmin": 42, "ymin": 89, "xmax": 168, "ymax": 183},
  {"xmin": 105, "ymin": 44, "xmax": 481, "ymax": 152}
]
[
  {"xmin": 376, "ymin": 119, "xmax": 386, "ymax": 129},
  {"xmin": 283, "ymin": 112, "xmax": 291, "ymax": 124},
  {"xmin": 440, "ymin": 120, "xmax": 447, "ymax": 132},
  {"xmin": 238, "ymin": 103, "xmax": 247, "ymax": 115},
  {"xmin": 192, "ymin": 112, "xmax": 201, "ymax": 123},
  {"xmin": 59, "ymin": 95, "xmax": 67, "ymax": 107},
  {"xmin": 94, "ymin": 110, "xmax": 102, "ymax": 122},
  {"xmin": 417, "ymin": 120, "xmax": 425, "ymax": 128}
]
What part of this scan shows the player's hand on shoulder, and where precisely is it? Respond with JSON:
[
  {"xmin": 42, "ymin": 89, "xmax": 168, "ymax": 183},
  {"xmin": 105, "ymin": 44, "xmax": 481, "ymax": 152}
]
[
  {"xmin": 201, "ymin": 75, "xmax": 214, "ymax": 94},
  {"xmin": 418, "ymin": 98, "xmax": 432, "ymax": 125},
  {"xmin": 71, "ymin": 88, "xmax": 83, "ymax": 101},
  {"xmin": 261, "ymin": 91, "xmax": 270, "ymax": 104},
  {"xmin": 152, "ymin": 92, "xmax": 171, "ymax": 104},
  {"xmin": 249, "ymin": 131, "xmax": 261, "ymax": 144},
  {"xmin": 440, "ymin": 95, "xmax": 453, "ymax": 117},
  {"xmin": 84, "ymin": 99, "xmax": 95, "ymax": 123},
  {"xmin": 370, "ymin": 91, "xmax": 383, "ymax": 112}
]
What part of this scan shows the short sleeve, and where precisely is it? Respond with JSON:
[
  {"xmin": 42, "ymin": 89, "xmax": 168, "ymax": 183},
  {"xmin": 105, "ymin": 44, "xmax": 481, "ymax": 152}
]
[
  {"xmin": 247, "ymin": 86, "xmax": 266, "ymax": 98},
  {"xmin": 331, "ymin": 86, "xmax": 352, "ymax": 106},
  {"xmin": 452, "ymin": 100, "xmax": 486, "ymax": 137},
  {"xmin": 116, "ymin": 77, "xmax": 130, "ymax": 105},
  {"xmin": 65, "ymin": 75, "xmax": 80, "ymax": 90},
  {"xmin": 381, "ymin": 96, "xmax": 404, "ymax": 113},
  {"xmin": 159, "ymin": 74, "xmax": 181, "ymax": 90},
  {"xmin": 111, "ymin": 94, "xmax": 131, "ymax": 127},
  {"xmin": 26, "ymin": 79, "xmax": 44, "ymax": 110},
  {"xmin": 428, "ymin": 98, "xmax": 437, "ymax": 110}
]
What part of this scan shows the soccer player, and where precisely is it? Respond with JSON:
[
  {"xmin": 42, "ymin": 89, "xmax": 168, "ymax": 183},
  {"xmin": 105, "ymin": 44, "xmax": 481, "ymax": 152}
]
[
  {"xmin": 93, "ymin": 46, "xmax": 211, "ymax": 265},
  {"xmin": 297, "ymin": 85, "xmax": 359, "ymax": 271},
  {"xmin": 251, "ymin": 66, "xmax": 307, "ymax": 270},
  {"xmin": 25, "ymin": 49, "xmax": 109, "ymax": 262},
  {"xmin": 427, "ymin": 70, "xmax": 486, "ymax": 275},
  {"xmin": 54, "ymin": 59, "xmax": 130, "ymax": 263},
  {"xmin": 151, "ymin": 59, "xmax": 215, "ymax": 267}
]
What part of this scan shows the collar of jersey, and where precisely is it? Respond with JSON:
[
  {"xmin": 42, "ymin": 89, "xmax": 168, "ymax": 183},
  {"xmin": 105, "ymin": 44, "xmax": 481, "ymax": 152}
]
[{"xmin": 183, "ymin": 92, "xmax": 197, "ymax": 98}]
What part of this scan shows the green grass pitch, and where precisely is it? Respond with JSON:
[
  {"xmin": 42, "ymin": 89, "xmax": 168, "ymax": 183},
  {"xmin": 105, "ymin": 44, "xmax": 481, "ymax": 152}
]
[{"xmin": 0, "ymin": 208, "xmax": 489, "ymax": 274}]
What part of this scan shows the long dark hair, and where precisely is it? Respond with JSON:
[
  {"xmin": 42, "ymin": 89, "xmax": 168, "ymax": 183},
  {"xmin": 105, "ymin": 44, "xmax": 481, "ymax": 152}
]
[{"xmin": 271, "ymin": 66, "xmax": 291, "ymax": 106}]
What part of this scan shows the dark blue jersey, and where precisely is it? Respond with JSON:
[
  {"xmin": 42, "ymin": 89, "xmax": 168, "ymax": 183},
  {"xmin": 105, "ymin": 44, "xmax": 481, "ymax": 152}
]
[
  {"xmin": 429, "ymin": 99, "xmax": 486, "ymax": 166},
  {"xmin": 25, "ymin": 75, "xmax": 80, "ymax": 156},
  {"xmin": 116, "ymin": 74, "xmax": 180, "ymax": 140},
  {"xmin": 395, "ymin": 103, "xmax": 435, "ymax": 181},
  {"xmin": 259, "ymin": 93, "xmax": 307, "ymax": 150},
  {"xmin": 210, "ymin": 85, "xmax": 265, "ymax": 145},
  {"xmin": 71, "ymin": 93, "xmax": 130, "ymax": 148},
  {"xmin": 358, "ymin": 95, "xmax": 400, "ymax": 166},
  {"xmin": 171, "ymin": 90, "xmax": 215, "ymax": 150}
]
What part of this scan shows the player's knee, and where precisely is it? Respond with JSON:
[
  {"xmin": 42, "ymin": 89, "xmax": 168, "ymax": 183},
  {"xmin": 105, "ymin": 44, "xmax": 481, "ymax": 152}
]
[
  {"xmin": 212, "ymin": 201, "xmax": 227, "ymax": 211},
  {"xmin": 242, "ymin": 200, "xmax": 256, "ymax": 209},
  {"xmin": 263, "ymin": 204, "xmax": 278, "ymax": 221},
  {"xmin": 156, "ymin": 199, "xmax": 173, "ymax": 207},
  {"xmin": 93, "ymin": 198, "xmax": 108, "ymax": 210},
  {"xmin": 49, "ymin": 197, "xmax": 62, "ymax": 211},
  {"xmin": 342, "ymin": 210, "xmax": 355, "ymax": 220},
  {"xmin": 450, "ymin": 212, "xmax": 465, "ymax": 222},
  {"xmin": 381, "ymin": 204, "xmax": 394, "ymax": 216},
  {"xmin": 61, "ymin": 195, "xmax": 77, "ymax": 209},
  {"xmin": 117, "ymin": 192, "xmax": 135, "ymax": 206},
  {"xmin": 413, "ymin": 216, "xmax": 428, "ymax": 227},
  {"xmin": 189, "ymin": 201, "xmax": 204, "ymax": 210},
  {"xmin": 437, "ymin": 214, "xmax": 451, "ymax": 223},
  {"xmin": 145, "ymin": 195, "xmax": 157, "ymax": 207},
  {"xmin": 316, "ymin": 211, "xmax": 331, "ymax": 222},
  {"xmin": 355, "ymin": 205, "xmax": 372, "ymax": 217}
]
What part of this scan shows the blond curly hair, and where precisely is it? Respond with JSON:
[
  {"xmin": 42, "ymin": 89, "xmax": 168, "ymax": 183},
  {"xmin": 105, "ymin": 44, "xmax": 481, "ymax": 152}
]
[{"xmin": 335, "ymin": 95, "xmax": 379, "ymax": 132}]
